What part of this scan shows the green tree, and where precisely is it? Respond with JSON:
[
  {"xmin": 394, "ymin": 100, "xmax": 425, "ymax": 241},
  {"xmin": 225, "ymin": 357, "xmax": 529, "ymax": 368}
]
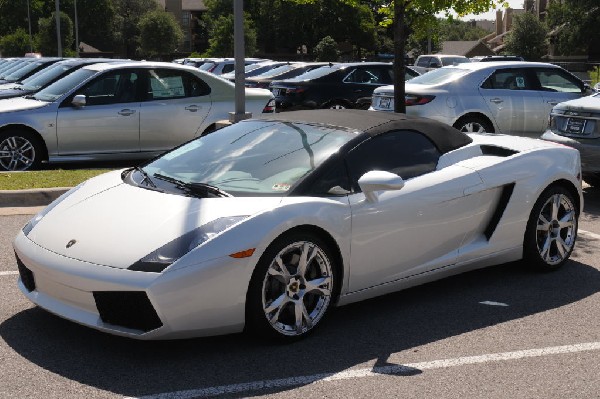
[
  {"xmin": 0, "ymin": 0, "xmax": 44, "ymax": 37},
  {"xmin": 37, "ymin": 11, "xmax": 75, "ymax": 56},
  {"xmin": 204, "ymin": 13, "xmax": 257, "ymax": 57},
  {"xmin": 503, "ymin": 12, "xmax": 547, "ymax": 61},
  {"xmin": 0, "ymin": 28, "xmax": 32, "ymax": 56},
  {"xmin": 112, "ymin": 0, "xmax": 161, "ymax": 58},
  {"xmin": 546, "ymin": 0, "xmax": 600, "ymax": 57},
  {"xmin": 314, "ymin": 36, "xmax": 339, "ymax": 61},
  {"xmin": 139, "ymin": 10, "xmax": 184, "ymax": 59}
]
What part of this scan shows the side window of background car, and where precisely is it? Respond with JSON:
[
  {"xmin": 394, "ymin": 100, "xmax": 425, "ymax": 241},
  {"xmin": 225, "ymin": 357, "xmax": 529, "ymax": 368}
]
[
  {"xmin": 481, "ymin": 69, "xmax": 533, "ymax": 90},
  {"xmin": 429, "ymin": 58, "xmax": 442, "ymax": 68},
  {"xmin": 344, "ymin": 67, "xmax": 385, "ymax": 84},
  {"xmin": 416, "ymin": 56, "xmax": 431, "ymax": 67},
  {"xmin": 146, "ymin": 69, "xmax": 210, "ymax": 100},
  {"xmin": 78, "ymin": 70, "xmax": 140, "ymax": 105},
  {"xmin": 345, "ymin": 130, "xmax": 441, "ymax": 192},
  {"xmin": 535, "ymin": 68, "xmax": 583, "ymax": 93}
]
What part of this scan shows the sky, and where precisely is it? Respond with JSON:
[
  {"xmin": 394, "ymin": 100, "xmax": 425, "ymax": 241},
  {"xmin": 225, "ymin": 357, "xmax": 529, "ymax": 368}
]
[{"xmin": 458, "ymin": 0, "xmax": 525, "ymax": 21}]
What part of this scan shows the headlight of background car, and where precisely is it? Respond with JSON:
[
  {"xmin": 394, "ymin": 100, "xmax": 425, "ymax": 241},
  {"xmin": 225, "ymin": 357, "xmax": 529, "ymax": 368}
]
[
  {"xmin": 128, "ymin": 216, "xmax": 248, "ymax": 273},
  {"xmin": 22, "ymin": 184, "xmax": 84, "ymax": 236}
]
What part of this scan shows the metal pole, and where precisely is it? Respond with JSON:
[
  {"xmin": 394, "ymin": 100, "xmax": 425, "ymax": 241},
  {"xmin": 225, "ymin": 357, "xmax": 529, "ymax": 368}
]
[
  {"xmin": 27, "ymin": 0, "xmax": 33, "ymax": 52},
  {"xmin": 230, "ymin": 0, "xmax": 251, "ymax": 123},
  {"xmin": 55, "ymin": 0, "xmax": 62, "ymax": 57},
  {"xmin": 74, "ymin": 0, "xmax": 79, "ymax": 57}
]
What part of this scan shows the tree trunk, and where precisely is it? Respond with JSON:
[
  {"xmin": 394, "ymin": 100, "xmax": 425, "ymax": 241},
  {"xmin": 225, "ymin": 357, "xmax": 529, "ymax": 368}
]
[{"xmin": 393, "ymin": 0, "xmax": 407, "ymax": 114}]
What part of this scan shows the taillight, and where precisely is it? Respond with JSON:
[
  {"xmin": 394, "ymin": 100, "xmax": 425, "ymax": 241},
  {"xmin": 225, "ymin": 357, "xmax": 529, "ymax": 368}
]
[
  {"xmin": 262, "ymin": 99, "xmax": 276, "ymax": 113},
  {"xmin": 405, "ymin": 94, "xmax": 435, "ymax": 106}
]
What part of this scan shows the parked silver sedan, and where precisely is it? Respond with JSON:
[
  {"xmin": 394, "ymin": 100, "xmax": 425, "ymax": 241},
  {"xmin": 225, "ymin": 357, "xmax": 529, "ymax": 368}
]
[
  {"xmin": 0, "ymin": 62, "xmax": 274, "ymax": 171},
  {"xmin": 370, "ymin": 62, "xmax": 592, "ymax": 137}
]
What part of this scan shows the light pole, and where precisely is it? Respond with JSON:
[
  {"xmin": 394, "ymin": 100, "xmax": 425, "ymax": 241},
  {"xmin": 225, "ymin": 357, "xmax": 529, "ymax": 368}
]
[
  {"xmin": 74, "ymin": 0, "xmax": 79, "ymax": 56},
  {"xmin": 55, "ymin": 0, "xmax": 62, "ymax": 57},
  {"xmin": 26, "ymin": 0, "xmax": 33, "ymax": 52},
  {"xmin": 229, "ymin": 0, "xmax": 251, "ymax": 123}
]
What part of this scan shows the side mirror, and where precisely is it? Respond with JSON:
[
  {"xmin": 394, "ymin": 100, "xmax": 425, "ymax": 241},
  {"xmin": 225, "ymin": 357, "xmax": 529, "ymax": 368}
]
[
  {"xmin": 72, "ymin": 94, "xmax": 86, "ymax": 107},
  {"xmin": 358, "ymin": 170, "xmax": 405, "ymax": 202}
]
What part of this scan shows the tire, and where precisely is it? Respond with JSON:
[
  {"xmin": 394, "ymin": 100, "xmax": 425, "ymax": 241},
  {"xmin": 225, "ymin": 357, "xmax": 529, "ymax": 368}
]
[
  {"xmin": 246, "ymin": 232, "xmax": 336, "ymax": 340},
  {"xmin": 523, "ymin": 185, "xmax": 578, "ymax": 271},
  {"xmin": 454, "ymin": 116, "xmax": 494, "ymax": 134},
  {"xmin": 327, "ymin": 102, "xmax": 348, "ymax": 110},
  {"xmin": 0, "ymin": 130, "xmax": 43, "ymax": 171}
]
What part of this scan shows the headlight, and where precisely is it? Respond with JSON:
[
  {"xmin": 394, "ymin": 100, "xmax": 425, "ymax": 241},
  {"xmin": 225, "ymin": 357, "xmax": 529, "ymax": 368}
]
[
  {"xmin": 128, "ymin": 216, "xmax": 248, "ymax": 273},
  {"xmin": 22, "ymin": 184, "xmax": 84, "ymax": 236}
]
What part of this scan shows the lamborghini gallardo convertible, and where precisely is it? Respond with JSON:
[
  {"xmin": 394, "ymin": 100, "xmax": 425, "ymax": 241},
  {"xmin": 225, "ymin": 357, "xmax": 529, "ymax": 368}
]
[{"xmin": 14, "ymin": 110, "xmax": 582, "ymax": 340}]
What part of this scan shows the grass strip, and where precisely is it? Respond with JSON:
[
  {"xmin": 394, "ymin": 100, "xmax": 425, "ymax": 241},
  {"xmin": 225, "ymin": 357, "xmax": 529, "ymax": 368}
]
[{"xmin": 0, "ymin": 169, "xmax": 113, "ymax": 190}]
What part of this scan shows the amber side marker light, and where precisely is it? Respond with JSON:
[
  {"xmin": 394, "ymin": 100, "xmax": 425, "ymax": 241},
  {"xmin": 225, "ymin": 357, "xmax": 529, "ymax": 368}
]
[{"xmin": 229, "ymin": 248, "xmax": 256, "ymax": 258}]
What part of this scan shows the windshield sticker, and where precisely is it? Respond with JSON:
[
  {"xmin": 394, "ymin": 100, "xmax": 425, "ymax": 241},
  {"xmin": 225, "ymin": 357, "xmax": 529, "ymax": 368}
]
[
  {"xmin": 272, "ymin": 183, "xmax": 291, "ymax": 191},
  {"xmin": 516, "ymin": 76, "xmax": 525, "ymax": 88}
]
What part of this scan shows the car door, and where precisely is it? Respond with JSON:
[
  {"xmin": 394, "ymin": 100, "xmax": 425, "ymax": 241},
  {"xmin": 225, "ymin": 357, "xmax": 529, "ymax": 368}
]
[
  {"xmin": 479, "ymin": 68, "xmax": 546, "ymax": 137},
  {"xmin": 56, "ymin": 69, "xmax": 141, "ymax": 155},
  {"xmin": 138, "ymin": 68, "xmax": 212, "ymax": 153},
  {"xmin": 533, "ymin": 67, "xmax": 586, "ymax": 122},
  {"xmin": 346, "ymin": 131, "xmax": 485, "ymax": 292}
]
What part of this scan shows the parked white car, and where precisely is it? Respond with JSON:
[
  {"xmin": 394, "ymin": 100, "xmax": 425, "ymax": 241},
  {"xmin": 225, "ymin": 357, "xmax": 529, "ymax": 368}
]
[
  {"xmin": 0, "ymin": 61, "xmax": 274, "ymax": 171},
  {"xmin": 370, "ymin": 61, "xmax": 592, "ymax": 137}
]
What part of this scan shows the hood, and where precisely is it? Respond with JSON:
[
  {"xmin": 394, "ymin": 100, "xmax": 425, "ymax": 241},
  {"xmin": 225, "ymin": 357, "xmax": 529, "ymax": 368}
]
[
  {"xmin": 554, "ymin": 94, "xmax": 600, "ymax": 112},
  {"xmin": 0, "ymin": 96, "xmax": 50, "ymax": 113},
  {"xmin": 0, "ymin": 89, "xmax": 30, "ymax": 99},
  {"xmin": 28, "ymin": 171, "xmax": 282, "ymax": 269}
]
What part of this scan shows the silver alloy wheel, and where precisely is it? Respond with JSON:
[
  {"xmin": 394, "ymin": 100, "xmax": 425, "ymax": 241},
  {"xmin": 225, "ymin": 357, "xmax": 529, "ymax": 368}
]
[
  {"xmin": 0, "ymin": 135, "xmax": 36, "ymax": 171},
  {"xmin": 261, "ymin": 241, "xmax": 333, "ymax": 336},
  {"xmin": 329, "ymin": 103, "xmax": 346, "ymax": 109},
  {"xmin": 459, "ymin": 121, "xmax": 487, "ymax": 133},
  {"xmin": 535, "ymin": 193, "xmax": 577, "ymax": 266}
]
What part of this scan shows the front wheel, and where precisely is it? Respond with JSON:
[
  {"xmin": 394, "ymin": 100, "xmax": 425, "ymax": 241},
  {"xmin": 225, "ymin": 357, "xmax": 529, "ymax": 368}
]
[
  {"xmin": 524, "ymin": 186, "xmax": 578, "ymax": 271},
  {"xmin": 327, "ymin": 102, "xmax": 347, "ymax": 110},
  {"xmin": 0, "ymin": 130, "xmax": 43, "ymax": 171},
  {"xmin": 246, "ymin": 233, "xmax": 336, "ymax": 340}
]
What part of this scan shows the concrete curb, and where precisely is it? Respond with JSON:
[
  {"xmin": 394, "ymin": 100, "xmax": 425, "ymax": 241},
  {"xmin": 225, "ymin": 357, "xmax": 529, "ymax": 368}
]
[{"xmin": 0, "ymin": 187, "xmax": 70, "ymax": 208}]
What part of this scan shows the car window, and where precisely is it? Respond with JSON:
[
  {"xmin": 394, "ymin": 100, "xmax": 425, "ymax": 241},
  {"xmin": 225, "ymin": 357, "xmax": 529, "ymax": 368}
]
[
  {"xmin": 534, "ymin": 68, "xmax": 582, "ymax": 93},
  {"xmin": 481, "ymin": 69, "xmax": 534, "ymax": 90},
  {"xmin": 416, "ymin": 56, "xmax": 431, "ymax": 67},
  {"xmin": 146, "ymin": 69, "xmax": 210, "ymax": 100},
  {"xmin": 78, "ymin": 70, "xmax": 140, "ymax": 105},
  {"xmin": 346, "ymin": 130, "xmax": 441, "ymax": 192},
  {"xmin": 408, "ymin": 67, "xmax": 470, "ymax": 86},
  {"xmin": 36, "ymin": 68, "xmax": 97, "ymax": 102},
  {"xmin": 343, "ymin": 67, "xmax": 389, "ymax": 84},
  {"xmin": 221, "ymin": 64, "xmax": 235, "ymax": 74}
]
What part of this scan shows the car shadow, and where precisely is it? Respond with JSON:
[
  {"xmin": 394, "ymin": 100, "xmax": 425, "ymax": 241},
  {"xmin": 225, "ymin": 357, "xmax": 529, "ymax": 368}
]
[{"xmin": 1, "ymin": 258, "xmax": 599, "ymax": 398}]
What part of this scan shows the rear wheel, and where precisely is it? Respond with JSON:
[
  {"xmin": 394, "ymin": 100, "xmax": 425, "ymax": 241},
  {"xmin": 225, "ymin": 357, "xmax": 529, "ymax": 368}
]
[
  {"xmin": 454, "ymin": 116, "xmax": 493, "ymax": 133},
  {"xmin": 523, "ymin": 185, "xmax": 578, "ymax": 271},
  {"xmin": 246, "ymin": 232, "xmax": 336, "ymax": 340},
  {"xmin": 0, "ymin": 130, "xmax": 43, "ymax": 171}
]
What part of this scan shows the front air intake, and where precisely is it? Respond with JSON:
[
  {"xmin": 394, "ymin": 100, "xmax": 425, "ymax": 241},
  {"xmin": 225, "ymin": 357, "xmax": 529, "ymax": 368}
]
[{"xmin": 93, "ymin": 291, "xmax": 163, "ymax": 332}]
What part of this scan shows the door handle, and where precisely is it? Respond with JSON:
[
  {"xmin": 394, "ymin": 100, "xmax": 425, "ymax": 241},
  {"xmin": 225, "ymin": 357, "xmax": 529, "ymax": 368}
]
[
  {"xmin": 490, "ymin": 98, "xmax": 503, "ymax": 104},
  {"xmin": 118, "ymin": 109, "xmax": 136, "ymax": 116},
  {"xmin": 547, "ymin": 100, "xmax": 559, "ymax": 106},
  {"xmin": 185, "ymin": 105, "xmax": 201, "ymax": 112}
]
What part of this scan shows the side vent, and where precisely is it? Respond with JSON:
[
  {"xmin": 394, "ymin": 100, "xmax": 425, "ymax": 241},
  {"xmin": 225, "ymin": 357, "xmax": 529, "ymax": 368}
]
[
  {"xmin": 484, "ymin": 183, "xmax": 515, "ymax": 240},
  {"xmin": 480, "ymin": 145, "xmax": 518, "ymax": 157}
]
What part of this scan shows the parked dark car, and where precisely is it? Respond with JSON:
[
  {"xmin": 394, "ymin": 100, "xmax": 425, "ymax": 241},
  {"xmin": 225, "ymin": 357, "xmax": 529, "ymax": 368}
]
[
  {"xmin": 221, "ymin": 61, "xmax": 290, "ymax": 82},
  {"xmin": 0, "ymin": 58, "xmax": 130, "ymax": 100},
  {"xmin": 245, "ymin": 62, "xmax": 330, "ymax": 89},
  {"xmin": 0, "ymin": 57, "xmax": 62, "ymax": 84},
  {"xmin": 271, "ymin": 62, "xmax": 409, "ymax": 110}
]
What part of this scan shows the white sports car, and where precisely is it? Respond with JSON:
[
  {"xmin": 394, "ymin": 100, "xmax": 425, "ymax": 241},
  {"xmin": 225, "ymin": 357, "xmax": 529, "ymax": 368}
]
[{"xmin": 14, "ymin": 110, "xmax": 582, "ymax": 341}]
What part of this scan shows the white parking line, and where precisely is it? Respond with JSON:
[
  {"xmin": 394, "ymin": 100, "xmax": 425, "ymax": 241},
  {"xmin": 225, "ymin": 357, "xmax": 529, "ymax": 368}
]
[
  {"xmin": 579, "ymin": 229, "xmax": 600, "ymax": 240},
  {"xmin": 126, "ymin": 342, "xmax": 600, "ymax": 399},
  {"xmin": 0, "ymin": 271, "xmax": 18, "ymax": 276}
]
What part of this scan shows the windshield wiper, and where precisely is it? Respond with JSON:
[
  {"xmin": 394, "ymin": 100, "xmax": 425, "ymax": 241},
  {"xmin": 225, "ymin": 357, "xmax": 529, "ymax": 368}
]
[
  {"xmin": 154, "ymin": 173, "xmax": 231, "ymax": 198},
  {"xmin": 134, "ymin": 166, "xmax": 156, "ymax": 188}
]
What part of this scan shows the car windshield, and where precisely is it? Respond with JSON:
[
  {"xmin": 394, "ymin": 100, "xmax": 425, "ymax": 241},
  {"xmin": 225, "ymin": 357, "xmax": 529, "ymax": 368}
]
[
  {"xmin": 20, "ymin": 63, "xmax": 76, "ymax": 91},
  {"xmin": 199, "ymin": 62, "xmax": 216, "ymax": 71},
  {"xmin": 284, "ymin": 65, "xmax": 337, "ymax": 82},
  {"xmin": 4, "ymin": 61, "xmax": 46, "ymax": 81},
  {"xmin": 143, "ymin": 120, "xmax": 354, "ymax": 196},
  {"xmin": 441, "ymin": 57, "xmax": 470, "ymax": 66},
  {"xmin": 407, "ymin": 67, "xmax": 470, "ymax": 86},
  {"xmin": 33, "ymin": 68, "xmax": 96, "ymax": 102},
  {"xmin": 254, "ymin": 64, "xmax": 299, "ymax": 78}
]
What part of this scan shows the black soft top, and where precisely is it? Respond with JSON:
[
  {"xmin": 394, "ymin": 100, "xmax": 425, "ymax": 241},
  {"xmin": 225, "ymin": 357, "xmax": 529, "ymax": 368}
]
[{"xmin": 254, "ymin": 109, "xmax": 472, "ymax": 154}]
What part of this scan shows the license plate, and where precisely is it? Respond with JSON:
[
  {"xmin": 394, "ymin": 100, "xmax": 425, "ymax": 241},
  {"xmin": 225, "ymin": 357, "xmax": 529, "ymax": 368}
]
[
  {"xmin": 379, "ymin": 97, "xmax": 392, "ymax": 109},
  {"xmin": 565, "ymin": 117, "xmax": 586, "ymax": 134}
]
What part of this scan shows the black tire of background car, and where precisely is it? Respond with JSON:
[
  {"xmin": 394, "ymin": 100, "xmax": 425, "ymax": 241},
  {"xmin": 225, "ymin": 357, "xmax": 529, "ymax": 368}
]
[
  {"xmin": 523, "ymin": 185, "xmax": 578, "ymax": 271},
  {"xmin": 326, "ymin": 101, "xmax": 349, "ymax": 110},
  {"xmin": 0, "ymin": 129, "xmax": 44, "ymax": 172},
  {"xmin": 454, "ymin": 115, "xmax": 494, "ymax": 134},
  {"xmin": 245, "ymin": 231, "xmax": 336, "ymax": 341}
]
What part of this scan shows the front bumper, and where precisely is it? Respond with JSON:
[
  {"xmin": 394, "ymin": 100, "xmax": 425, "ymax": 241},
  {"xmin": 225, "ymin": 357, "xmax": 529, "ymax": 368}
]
[
  {"xmin": 541, "ymin": 130, "xmax": 600, "ymax": 174},
  {"xmin": 13, "ymin": 231, "xmax": 248, "ymax": 340}
]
